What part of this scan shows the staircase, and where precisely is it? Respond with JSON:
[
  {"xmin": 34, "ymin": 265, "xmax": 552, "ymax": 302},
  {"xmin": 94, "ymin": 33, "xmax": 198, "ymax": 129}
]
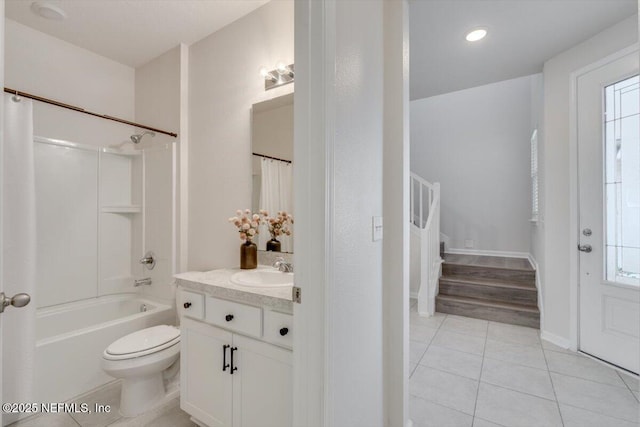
[
  {"xmin": 410, "ymin": 173, "xmax": 441, "ymax": 317},
  {"xmin": 436, "ymin": 253, "xmax": 540, "ymax": 328}
]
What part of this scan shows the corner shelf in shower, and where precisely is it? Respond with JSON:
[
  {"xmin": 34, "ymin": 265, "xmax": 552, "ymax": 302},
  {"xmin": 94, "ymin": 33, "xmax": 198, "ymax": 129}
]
[{"xmin": 101, "ymin": 205, "xmax": 142, "ymax": 214}]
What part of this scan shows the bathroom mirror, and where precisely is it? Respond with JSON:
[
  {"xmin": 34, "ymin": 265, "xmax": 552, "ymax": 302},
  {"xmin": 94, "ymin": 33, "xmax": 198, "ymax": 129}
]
[{"xmin": 251, "ymin": 93, "xmax": 294, "ymax": 253}]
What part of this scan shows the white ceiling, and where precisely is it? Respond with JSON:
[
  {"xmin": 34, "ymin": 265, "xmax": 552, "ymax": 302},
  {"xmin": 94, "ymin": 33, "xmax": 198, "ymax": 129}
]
[
  {"xmin": 6, "ymin": 1, "xmax": 637, "ymax": 96},
  {"xmin": 410, "ymin": 0, "xmax": 638, "ymax": 100},
  {"xmin": 6, "ymin": 0, "xmax": 269, "ymax": 68}
]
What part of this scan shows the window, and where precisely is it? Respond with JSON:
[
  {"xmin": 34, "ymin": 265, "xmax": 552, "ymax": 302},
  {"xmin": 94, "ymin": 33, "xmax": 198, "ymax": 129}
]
[
  {"xmin": 604, "ymin": 75, "xmax": 639, "ymax": 286},
  {"xmin": 530, "ymin": 129, "xmax": 539, "ymax": 222}
]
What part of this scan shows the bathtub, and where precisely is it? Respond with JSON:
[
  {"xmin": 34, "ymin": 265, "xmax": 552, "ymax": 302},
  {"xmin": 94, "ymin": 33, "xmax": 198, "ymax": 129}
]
[{"xmin": 35, "ymin": 293, "xmax": 176, "ymax": 404}]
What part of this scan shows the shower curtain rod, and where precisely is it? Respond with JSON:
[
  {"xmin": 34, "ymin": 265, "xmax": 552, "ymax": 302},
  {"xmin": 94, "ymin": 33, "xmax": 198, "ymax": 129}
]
[
  {"xmin": 4, "ymin": 87, "xmax": 178, "ymax": 138},
  {"xmin": 252, "ymin": 152, "xmax": 292, "ymax": 163}
]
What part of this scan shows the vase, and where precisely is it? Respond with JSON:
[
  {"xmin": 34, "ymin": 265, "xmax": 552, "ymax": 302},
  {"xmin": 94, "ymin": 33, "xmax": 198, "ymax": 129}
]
[
  {"xmin": 266, "ymin": 238, "xmax": 281, "ymax": 252},
  {"xmin": 240, "ymin": 241, "xmax": 257, "ymax": 269}
]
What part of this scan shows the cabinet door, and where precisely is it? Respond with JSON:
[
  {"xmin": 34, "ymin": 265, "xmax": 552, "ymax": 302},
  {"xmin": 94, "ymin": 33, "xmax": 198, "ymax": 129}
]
[
  {"xmin": 232, "ymin": 334, "xmax": 293, "ymax": 427},
  {"xmin": 181, "ymin": 318, "xmax": 233, "ymax": 427}
]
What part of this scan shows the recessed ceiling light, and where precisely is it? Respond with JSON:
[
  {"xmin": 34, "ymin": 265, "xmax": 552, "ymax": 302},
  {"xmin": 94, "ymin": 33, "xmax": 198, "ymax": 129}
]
[
  {"xmin": 31, "ymin": 2, "xmax": 67, "ymax": 21},
  {"xmin": 465, "ymin": 28, "xmax": 487, "ymax": 42}
]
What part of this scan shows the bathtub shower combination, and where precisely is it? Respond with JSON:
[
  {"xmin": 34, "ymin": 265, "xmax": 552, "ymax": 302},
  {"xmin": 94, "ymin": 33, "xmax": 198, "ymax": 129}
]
[
  {"xmin": 30, "ymin": 137, "xmax": 178, "ymax": 412},
  {"xmin": 36, "ymin": 294, "xmax": 174, "ymax": 404}
]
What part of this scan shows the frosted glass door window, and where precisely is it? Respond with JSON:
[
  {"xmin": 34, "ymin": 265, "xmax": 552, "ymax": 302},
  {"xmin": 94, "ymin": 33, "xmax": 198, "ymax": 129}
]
[{"xmin": 605, "ymin": 75, "xmax": 640, "ymax": 286}]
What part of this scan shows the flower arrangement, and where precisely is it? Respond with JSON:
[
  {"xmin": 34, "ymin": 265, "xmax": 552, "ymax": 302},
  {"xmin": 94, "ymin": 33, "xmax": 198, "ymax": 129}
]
[
  {"xmin": 260, "ymin": 210, "xmax": 294, "ymax": 240},
  {"xmin": 228, "ymin": 209, "xmax": 261, "ymax": 243}
]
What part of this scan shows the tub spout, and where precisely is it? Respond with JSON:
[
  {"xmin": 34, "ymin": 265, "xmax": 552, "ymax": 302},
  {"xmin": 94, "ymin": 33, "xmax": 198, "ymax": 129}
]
[{"xmin": 134, "ymin": 278, "xmax": 152, "ymax": 287}]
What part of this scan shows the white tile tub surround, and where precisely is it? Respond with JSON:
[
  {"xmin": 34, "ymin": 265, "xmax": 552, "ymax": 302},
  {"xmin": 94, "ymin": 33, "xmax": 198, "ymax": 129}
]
[
  {"xmin": 34, "ymin": 294, "xmax": 175, "ymax": 406},
  {"xmin": 409, "ymin": 299, "xmax": 640, "ymax": 427}
]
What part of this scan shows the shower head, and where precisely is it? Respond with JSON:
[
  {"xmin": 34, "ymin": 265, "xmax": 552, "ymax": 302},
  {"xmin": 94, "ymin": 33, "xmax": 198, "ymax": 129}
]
[{"xmin": 130, "ymin": 131, "xmax": 155, "ymax": 144}]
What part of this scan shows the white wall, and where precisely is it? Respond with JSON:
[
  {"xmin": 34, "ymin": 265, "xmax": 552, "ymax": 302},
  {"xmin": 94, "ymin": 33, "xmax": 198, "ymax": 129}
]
[
  {"xmin": 188, "ymin": 0, "xmax": 294, "ymax": 271},
  {"xmin": 135, "ymin": 46, "xmax": 185, "ymax": 303},
  {"xmin": 411, "ymin": 74, "xmax": 536, "ymax": 254},
  {"xmin": 329, "ymin": 1, "xmax": 385, "ymax": 423},
  {"xmin": 5, "ymin": 19, "xmax": 135, "ymax": 146},
  {"xmin": 538, "ymin": 15, "xmax": 638, "ymax": 341},
  {"xmin": 293, "ymin": 0, "xmax": 389, "ymax": 424}
]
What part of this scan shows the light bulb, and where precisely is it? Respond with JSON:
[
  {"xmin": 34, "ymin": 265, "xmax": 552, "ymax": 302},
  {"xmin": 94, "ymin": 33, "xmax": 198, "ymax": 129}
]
[
  {"xmin": 465, "ymin": 28, "xmax": 487, "ymax": 42},
  {"xmin": 259, "ymin": 66, "xmax": 276, "ymax": 82},
  {"xmin": 276, "ymin": 61, "xmax": 288, "ymax": 75}
]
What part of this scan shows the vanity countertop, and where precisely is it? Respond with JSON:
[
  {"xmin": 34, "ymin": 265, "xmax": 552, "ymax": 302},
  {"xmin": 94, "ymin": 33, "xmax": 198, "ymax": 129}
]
[{"xmin": 174, "ymin": 266, "xmax": 293, "ymax": 311}]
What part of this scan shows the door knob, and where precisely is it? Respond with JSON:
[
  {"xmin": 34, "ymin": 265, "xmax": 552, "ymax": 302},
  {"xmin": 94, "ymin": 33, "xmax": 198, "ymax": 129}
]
[
  {"xmin": 0, "ymin": 292, "xmax": 31, "ymax": 313},
  {"xmin": 578, "ymin": 244, "xmax": 592, "ymax": 253}
]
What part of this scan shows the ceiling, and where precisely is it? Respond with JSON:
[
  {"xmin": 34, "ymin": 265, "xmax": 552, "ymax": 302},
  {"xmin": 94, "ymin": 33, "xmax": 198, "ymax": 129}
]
[
  {"xmin": 6, "ymin": 1, "xmax": 637, "ymax": 96},
  {"xmin": 409, "ymin": 0, "xmax": 638, "ymax": 100},
  {"xmin": 6, "ymin": 0, "xmax": 269, "ymax": 68}
]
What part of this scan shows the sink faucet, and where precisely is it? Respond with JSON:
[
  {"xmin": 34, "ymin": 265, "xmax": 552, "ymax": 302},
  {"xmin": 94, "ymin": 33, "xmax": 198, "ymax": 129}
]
[{"xmin": 273, "ymin": 257, "xmax": 293, "ymax": 273}]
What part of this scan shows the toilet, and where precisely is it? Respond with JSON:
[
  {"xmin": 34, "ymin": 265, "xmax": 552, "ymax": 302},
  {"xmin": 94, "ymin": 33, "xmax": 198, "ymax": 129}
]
[{"xmin": 102, "ymin": 325, "xmax": 180, "ymax": 417}]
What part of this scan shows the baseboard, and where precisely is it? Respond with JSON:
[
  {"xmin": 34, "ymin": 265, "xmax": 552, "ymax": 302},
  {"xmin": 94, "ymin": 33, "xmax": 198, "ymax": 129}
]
[
  {"xmin": 445, "ymin": 248, "xmax": 531, "ymax": 260},
  {"xmin": 528, "ymin": 255, "xmax": 544, "ymax": 330},
  {"xmin": 540, "ymin": 330, "xmax": 573, "ymax": 350}
]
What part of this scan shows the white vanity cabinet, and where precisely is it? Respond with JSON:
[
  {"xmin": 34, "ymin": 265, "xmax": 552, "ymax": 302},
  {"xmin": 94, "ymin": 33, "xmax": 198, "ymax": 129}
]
[{"xmin": 179, "ymin": 290, "xmax": 292, "ymax": 427}]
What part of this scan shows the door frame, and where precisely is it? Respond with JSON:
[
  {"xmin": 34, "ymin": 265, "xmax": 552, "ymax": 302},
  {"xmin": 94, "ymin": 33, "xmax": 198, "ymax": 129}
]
[{"xmin": 568, "ymin": 43, "xmax": 640, "ymax": 352}]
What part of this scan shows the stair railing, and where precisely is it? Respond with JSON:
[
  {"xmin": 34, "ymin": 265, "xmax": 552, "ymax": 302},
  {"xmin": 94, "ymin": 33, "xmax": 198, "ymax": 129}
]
[{"xmin": 410, "ymin": 173, "xmax": 441, "ymax": 317}]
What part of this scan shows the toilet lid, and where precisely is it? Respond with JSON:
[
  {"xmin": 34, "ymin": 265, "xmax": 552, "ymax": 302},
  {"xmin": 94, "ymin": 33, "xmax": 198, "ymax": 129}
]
[{"xmin": 106, "ymin": 325, "xmax": 180, "ymax": 357}]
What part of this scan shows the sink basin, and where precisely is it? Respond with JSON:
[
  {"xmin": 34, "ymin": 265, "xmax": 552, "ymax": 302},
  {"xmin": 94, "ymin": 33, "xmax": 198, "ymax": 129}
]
[{"xmin": 231, "ymin": 269, "xmax": 294, "ymax": 288}]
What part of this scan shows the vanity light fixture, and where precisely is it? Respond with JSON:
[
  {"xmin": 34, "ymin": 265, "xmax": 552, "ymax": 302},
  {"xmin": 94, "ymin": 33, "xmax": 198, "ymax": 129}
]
[
  {"xmin": 260, "ymin": 62, "xmax": 295, "ymax": 91},
  {"xmin": 260, "ymin": 66, "xmax": 277, "ymax": 82},
  {"xmin": 465, "ymin": 28, "xmax": 488, "ymax": 42}
]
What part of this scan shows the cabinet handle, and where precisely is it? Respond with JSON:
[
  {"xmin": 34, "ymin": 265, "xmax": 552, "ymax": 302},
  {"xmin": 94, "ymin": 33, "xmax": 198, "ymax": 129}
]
[
  {"xmin": 225, "ymin": 314, "xmax": 234, "ymax": 322},
  {"xmin": 183, "ymin": 302, "xmax": 192, "ymax": 309},
  {"xmin": 279, "ymin": 327, "xmax": 289, "ymax": 336},
  {"xmin": 222, "ymin": 344, "xmax": 230, "ymax": 372},
  {"xmin": 230, "ymin": 346, "xmax": 238, "ymax": 374}
]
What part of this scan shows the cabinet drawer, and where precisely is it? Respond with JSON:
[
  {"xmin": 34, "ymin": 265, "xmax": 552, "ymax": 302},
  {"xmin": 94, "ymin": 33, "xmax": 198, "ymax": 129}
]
[
  {"xmin": 205, "ymin": 296, "xmax": 262, "ymax": 338},
  {"xmin": 179, "ymin": 290, "xmax": 204, "ymax": 320},
  {"xmin": 263, "ymin": 310, "xmax": 293, "ymax": 349}
]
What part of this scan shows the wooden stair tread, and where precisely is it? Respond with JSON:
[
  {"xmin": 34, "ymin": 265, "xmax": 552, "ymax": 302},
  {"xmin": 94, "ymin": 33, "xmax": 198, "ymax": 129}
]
[
  {"xmin": 443, "ymin": 261, "xmax": 534, "ymax": 274},
  {"xmin": 439, "ymin": 275, "xmax": 537, "ymax": 290},
  {"xmin": 443, "ymin": 253, "xmax": 534, "ymax": 272},
  {"xmin": 436, "ymin": 294, "xmax": 540, "ymax": 313}
]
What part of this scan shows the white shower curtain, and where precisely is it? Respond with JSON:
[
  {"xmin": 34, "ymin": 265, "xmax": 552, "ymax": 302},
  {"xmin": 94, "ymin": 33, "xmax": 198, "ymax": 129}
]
[
  {"xmin": 258, "ymin": 158, "xmax": 293, "ymax": 253},
  {"xmin": 2, "ymin": 94, "xmax": 36, "ymax": 425}
]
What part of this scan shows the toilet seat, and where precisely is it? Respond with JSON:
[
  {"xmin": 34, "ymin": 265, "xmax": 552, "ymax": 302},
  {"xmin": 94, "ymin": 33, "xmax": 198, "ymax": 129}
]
[{"xmin": 104, "ymin": 325, "xmax": 180, "ymax": 361}]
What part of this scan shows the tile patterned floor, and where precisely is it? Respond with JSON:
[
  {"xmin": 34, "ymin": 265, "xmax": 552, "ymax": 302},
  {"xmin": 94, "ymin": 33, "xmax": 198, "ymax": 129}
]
[
  {"xmin": 9, "ymin": 302, "xmax": 640, "ymax": 427},
  {"xmin": 9, "ymin": 382, "xmax": 195, "ymax": 427},
  {"xmin": 410, "ymin": 299, "xmax": 640, "ymax": 427}
]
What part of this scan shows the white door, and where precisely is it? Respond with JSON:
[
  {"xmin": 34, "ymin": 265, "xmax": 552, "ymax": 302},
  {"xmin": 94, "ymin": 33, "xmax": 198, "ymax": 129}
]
[{"xmin": 578, "ymin": 49, "xmax": 640, "ymax": 374}]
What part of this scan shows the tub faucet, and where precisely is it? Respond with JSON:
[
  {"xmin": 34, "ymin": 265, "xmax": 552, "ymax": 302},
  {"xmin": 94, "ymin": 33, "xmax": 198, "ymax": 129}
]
[
  {"xmin": 273, "ymin": 257, "xmax": 293, "ymax": 273},
  {"xmin": 139, "ymin": 251, "xmax": 156, "ymax": 270}
]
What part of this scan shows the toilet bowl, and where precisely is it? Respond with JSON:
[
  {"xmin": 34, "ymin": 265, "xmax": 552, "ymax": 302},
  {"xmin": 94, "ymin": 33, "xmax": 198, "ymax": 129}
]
[{"xmin": 102, "ymin": 325, "xmax": 180, "ymax": 417}]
